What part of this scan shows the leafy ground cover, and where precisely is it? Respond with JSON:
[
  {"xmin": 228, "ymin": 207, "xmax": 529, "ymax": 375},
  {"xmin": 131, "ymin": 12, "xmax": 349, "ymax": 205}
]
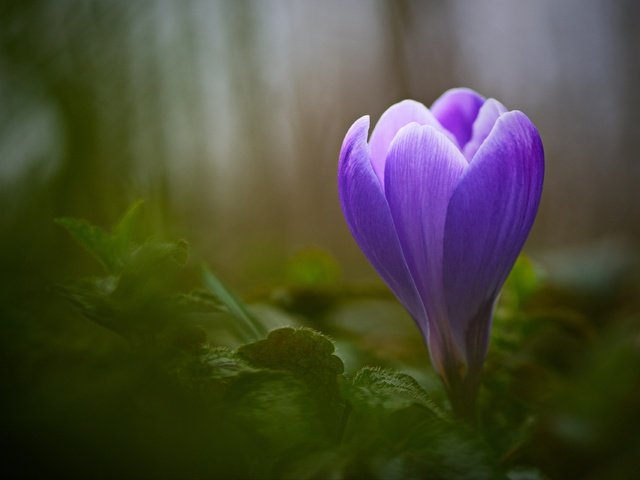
[{"xmin": 2, "ymin": 204, "xmax": 639, "ymax": 479}]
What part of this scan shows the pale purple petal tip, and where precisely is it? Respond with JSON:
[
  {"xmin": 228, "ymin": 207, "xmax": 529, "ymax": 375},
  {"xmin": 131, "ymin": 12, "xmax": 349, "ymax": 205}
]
[
  {"xmin": 431, "ymin": 88, "xmax": 485, "ymax": 149},
  {"xmin": 369, "ymin": 100, "xmax": 451, "ymax": 187},
  {"xmin": 462, "ymin": 98, "xmax": 508, "ymax": 161}
]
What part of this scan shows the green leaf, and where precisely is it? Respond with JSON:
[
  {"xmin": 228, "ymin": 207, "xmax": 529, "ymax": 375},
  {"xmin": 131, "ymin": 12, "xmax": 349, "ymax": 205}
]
[
  {"xmin": 55, "ymin": 202, "xmax": 145, "ymax": 274},
  {"xmin": 170, "ymin": 346, "xmax": 259, "ymax": 390},
  {"xmin": 57, "ymin": 239, "xmax": 193, "ymax": 341},
  {"xmin": 344, "ymin": 366, "xmax": 447, "ymax": 420},
  {"xmin": 113, "ymin": 199, "xmax": 144, "ymax": 242},
  {"xmin": 171, "ymin": 289, "xmax": 224, "ymax": 314},
  {"xmin": 224, "ymin": 370, "xmax": 327, "ymax": 476},
  {"xmin": 202, "ymin": 266, "xmax": 266, "ymax": 342},
  {"xmin": 226, "ymin": 371, "xmax": 324, "ymax": 440},
  {"xmin": 238, "ymin": 327, "xmax": 344, "ymax": 385},
  {"xmin": 53, "ymin": 276, "xmax": 119, "ymax": 329},
  {"xmin": 55, "ymin": 206, "xmax": 230, "ymax": 345},
  {"xmin": 335, "ymin": 367, "xmax": 507, "ymax": 479},
  {"xmin": 128, "ymin": 239, "xmax": 189, "ymax": 271},
  {"xmin": 238, "ymin": 327, "xmax": 345, "ymax": 436},
  {"xmin": 55, "ymin": 217, "xmax": 120, "ymax": 272},
  {"xmin": 55, "ymin": 273, "xmax": 169, "ymax": 340},
  {"xmin": 171, "ymin": 341, "xmax": 335, "ymax": 476}
]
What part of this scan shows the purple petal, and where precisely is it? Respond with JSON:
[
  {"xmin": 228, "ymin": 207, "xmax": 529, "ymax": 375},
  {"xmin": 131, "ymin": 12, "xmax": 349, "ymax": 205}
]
[
  {"xmin": 369, "ymin": 100, "xmax": 450, "ymax": 188},
  {"xmin": 338, "ymin": 116, "xmax": 426, "ymax": 323},
  {"xmin": 462, "ymin": 99, "xmax": 508, "ymax": 161},
  {"xmin": 383, "ymin": 123, "xmax": 467, "ymax": 372},
  {"xmin": 442, "ymin": 111, "xmax": 544, "ymax": 366},
  {"xmin": 431, "ymin": 88, "xmax": 485, "ymax": 149}
]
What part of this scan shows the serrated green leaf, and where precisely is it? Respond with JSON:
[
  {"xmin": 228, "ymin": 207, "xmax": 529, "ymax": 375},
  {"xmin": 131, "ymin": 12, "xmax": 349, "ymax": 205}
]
[
  {"xmin": 345, "ymin": 366, "xmax": 447, "ymax": 420},
  {"xmin": 203, "ymin": 347, "xmax": 258, "ymax": 379},
  {"xmin": 202, "ymin": 266, "xmax": 266, "ymax": 342},
  {"xmin": 238, "ymin": 327, "xmax": 344, "ymax": 383},
  {"xmin": 170, "ymin": 346, "xmax": 259, "ymax": 389},
  {"xmin": 340, "ymin": 373, "xmax": 501, "ymax": 480},
  {"xmin": 338, "ymin": 367, "xmax": 486, "ymax": 478},
  {"xmin": 238, "ymin": 327, "xmax": 345, "ymax": 437}
]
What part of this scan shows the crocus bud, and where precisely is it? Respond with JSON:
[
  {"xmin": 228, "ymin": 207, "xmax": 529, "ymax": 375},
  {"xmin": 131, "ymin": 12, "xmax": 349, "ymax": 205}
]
[{"xmin": 338, "ymin": 88, "xmax": 544, "ymax": 419}]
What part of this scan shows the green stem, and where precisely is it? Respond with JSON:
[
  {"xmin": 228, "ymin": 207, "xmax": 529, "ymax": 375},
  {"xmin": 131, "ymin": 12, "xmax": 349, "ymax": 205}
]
[{"xmin": 444, "ymin": 368, "xmax": 481, "ymax": 425}]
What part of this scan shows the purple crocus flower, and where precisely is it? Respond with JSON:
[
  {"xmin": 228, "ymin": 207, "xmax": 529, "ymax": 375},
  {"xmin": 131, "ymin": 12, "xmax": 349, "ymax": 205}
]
[{"xmin": 338, "ymin": 88, "xmax": 544, "ymax": 417}]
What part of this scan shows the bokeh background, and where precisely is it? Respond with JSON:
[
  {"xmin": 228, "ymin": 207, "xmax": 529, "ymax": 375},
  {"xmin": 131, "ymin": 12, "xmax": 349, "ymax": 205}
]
[
  {"xmin": 2, "ymin": 0, "xmax": 639, "ymax": 286},
  {"xmin": 2, "ymin": 1, "xmax": 640, "ymax": 478}
]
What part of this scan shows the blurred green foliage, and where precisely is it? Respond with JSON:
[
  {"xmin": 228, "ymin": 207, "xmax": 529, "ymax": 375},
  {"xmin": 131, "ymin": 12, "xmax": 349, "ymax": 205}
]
[{"xmin": 1, "ymin": 205, "xmax": 639, "ymax": 479}]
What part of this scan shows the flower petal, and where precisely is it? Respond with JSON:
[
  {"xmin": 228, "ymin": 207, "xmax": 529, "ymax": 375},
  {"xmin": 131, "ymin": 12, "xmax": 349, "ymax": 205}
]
[
  {"xmin": 443, "ymin": 111, "xmax": 544, "ymax": 365},
  {"xmin": 384, "ymin": 123, "xmax": 467, "ymax": 371},
  {"xmin": 338, "ymin": 116, "xmax": 426, "ymax": 323},
  {"xmin": 462, "ymin": 98, "xmax": 507, "ymax": 161},
  {"xmin": 431, "ymin": 88, "xmax": 485, "ymax": 149},
  {"xmin": 369, "ymin": 100, "xmax": 450, "ymax": 188}
]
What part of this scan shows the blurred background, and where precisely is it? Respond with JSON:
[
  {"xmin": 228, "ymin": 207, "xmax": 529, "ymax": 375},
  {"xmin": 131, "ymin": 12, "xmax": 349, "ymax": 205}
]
[{"xmin": 1, "ymin": 0, "xmax": 639, "ymax": 286}]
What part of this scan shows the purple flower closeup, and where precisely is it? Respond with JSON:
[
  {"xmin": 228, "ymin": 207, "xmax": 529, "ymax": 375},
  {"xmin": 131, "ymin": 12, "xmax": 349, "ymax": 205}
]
[{"xmin": 338, "ymin": 88, "xmax": 544, "ymax": 417}]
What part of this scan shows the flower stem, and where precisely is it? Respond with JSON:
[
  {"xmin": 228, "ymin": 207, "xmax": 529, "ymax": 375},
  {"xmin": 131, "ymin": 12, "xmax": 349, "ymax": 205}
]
[{"xmin": 444, "ymin": 369, "xmax": 481, "ymax": 425}]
